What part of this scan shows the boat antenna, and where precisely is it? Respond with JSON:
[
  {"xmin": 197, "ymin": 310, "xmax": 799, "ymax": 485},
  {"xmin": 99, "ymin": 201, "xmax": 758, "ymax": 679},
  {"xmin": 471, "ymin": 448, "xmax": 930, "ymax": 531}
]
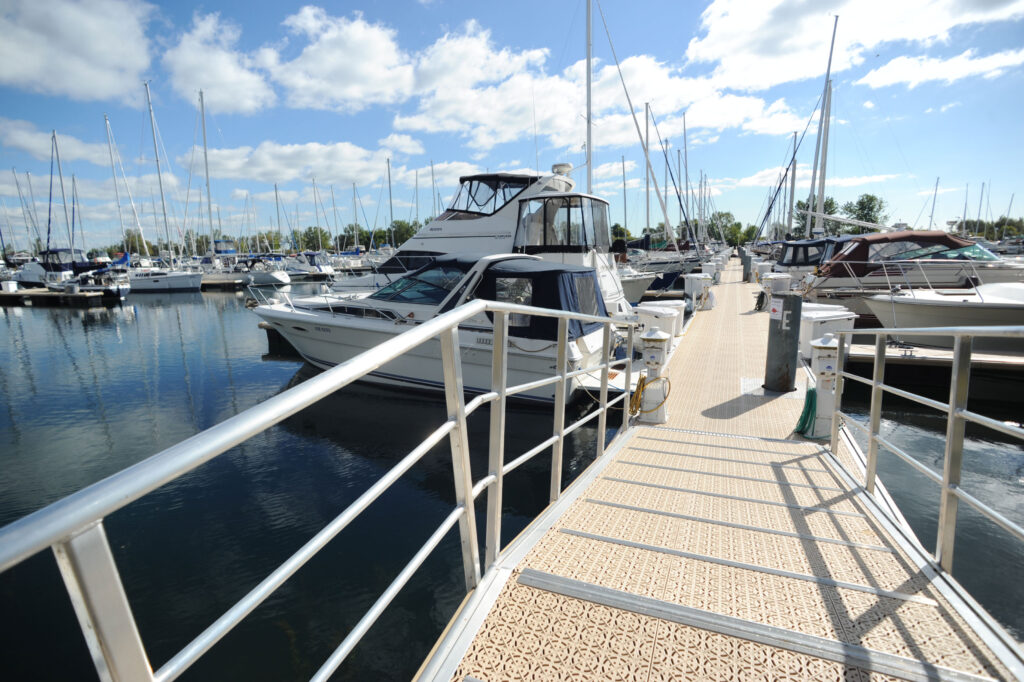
[{"xmin": 585, "ymin": 0, "xmax": 592, "ymax": 193}]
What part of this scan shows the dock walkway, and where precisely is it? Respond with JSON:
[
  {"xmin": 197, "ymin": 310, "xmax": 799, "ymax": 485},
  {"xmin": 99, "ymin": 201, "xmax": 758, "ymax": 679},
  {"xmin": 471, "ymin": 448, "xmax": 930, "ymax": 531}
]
[{"xmin": 423, "ymin": 259, "xmax": 1020, "ymax": 681}]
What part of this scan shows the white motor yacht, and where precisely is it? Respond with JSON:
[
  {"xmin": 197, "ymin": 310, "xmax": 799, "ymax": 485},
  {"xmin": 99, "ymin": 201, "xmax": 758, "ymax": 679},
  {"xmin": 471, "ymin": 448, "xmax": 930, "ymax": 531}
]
[
  {"xmin": 329, "ymin": 166, "xmax": 635, "ymax": 315},
  {"xmin": 255, "ymin": 253, "xmax": 616, "ymax": 402}
]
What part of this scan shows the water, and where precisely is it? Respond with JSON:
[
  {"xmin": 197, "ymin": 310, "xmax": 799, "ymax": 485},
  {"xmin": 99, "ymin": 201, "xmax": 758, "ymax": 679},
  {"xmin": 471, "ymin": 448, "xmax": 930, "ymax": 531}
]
[
  {"xmin": 0, "ymin": 286, "xmax": 612, "ymax": 680},
  {"xmin": 842, "ymin": 394, "xmax": 1024, "ymax": 641}
]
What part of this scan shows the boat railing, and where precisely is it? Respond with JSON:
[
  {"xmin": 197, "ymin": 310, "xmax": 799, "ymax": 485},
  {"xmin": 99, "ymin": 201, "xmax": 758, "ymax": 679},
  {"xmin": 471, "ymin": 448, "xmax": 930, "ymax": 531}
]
[
  {"xmin": 0, "ymin": 298, "xmax": 636, "ymax": 682},
  {"xmin": 820, "ymin": 258, "xmax": 984, "ymax": 295},
  {"xmin": 830, "ymin": 325, "xmax": 1024, "ymax": 576}
]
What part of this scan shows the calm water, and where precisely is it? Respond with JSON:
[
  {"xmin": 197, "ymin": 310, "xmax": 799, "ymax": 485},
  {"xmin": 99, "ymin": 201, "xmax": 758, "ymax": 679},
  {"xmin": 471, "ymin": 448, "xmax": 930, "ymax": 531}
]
[
  {"xmin": 842, "ymin": 395, "xmax": 1024, "ymax": 640},
  {"xmin": 1, "ymin": 291, "xmax": 1022, "ymax": 681},
  {"xmin": 0, "ymin": 286, "xmax": 611, "ymax": 680}
]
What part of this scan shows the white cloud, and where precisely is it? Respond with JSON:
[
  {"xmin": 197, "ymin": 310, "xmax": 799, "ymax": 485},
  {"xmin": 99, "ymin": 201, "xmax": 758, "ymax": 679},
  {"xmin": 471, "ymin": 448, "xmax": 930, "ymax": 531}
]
[
  {"xmin": 0, "ymin": 118, "xmax": 110, "ymax": 166},
  {"xmin": 162, "ymin": 12, "xmax": 276, "ymax": 114},
  {"xmin": 940, "ymin": 101, "xmax": 961, "ymax": 112},
  {"xmin": 686, "ymin": 0, "xmax": 1024, "ymax": 92},
  {"xmin": 378, "ymin": 134, "xmax": 424, "ymax": 155},
  {"xmin": 593, "ymin": 160, "xmax": 636, "ymax": 180},
  {"xmin": 730, "ymin": 163, "xmax": 898, "ymax": 191},
  {"xmin": 261, "ymin": 7, "xmax": 414, "ymax": 112},
  {"xmin": 863, "ymin": 100, "xmax": 875, "ymax": 109},
  {"xmin": 0, "ymin": 0, "xmax": 153, "ymax": 104},
  {"xmin": 857, "ymin": 48, "xmax": 1024, "ymax": 88}
]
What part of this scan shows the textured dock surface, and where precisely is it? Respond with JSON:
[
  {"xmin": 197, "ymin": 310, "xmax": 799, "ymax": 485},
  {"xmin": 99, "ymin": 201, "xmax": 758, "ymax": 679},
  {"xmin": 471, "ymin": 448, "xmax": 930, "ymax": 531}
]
[{"xmin": 433, "ymin": 260, "xmax": 1017, "ymax": 682}]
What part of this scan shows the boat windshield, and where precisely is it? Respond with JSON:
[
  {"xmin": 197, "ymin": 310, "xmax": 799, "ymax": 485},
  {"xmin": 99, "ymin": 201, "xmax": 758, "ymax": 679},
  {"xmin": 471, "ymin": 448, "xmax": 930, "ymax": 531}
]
[
  {"xmin": 368, "ymin": 265, "xmax": 466, "ymax": 305},
  {"xmin": 513, "ymin": 196, "xmax": 612, "ymax": 253},
  {"xmin": 447, "ymin": 176, "xmax": 533, "ymax": 216}
]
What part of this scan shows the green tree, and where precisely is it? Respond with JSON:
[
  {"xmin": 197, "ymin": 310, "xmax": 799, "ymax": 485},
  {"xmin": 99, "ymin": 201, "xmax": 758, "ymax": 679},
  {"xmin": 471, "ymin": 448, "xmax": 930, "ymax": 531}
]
[
  {"xmin": 795, "ymin": 197, "xmax": 840, "ymax": 235},
  {"xmin": 611, "ymin": 223, "xmax": 631, "ymax": 240},
  {"xmin": 840, "ymin": 194, "xmax": 888, "ymax": 233},
  {"xmin": 122, "ymin": 229, "xmax": 157, "ymax": 258},
  {"xmin": 300, "ymin": 226, "xmax": 333, "ymax": 251}
]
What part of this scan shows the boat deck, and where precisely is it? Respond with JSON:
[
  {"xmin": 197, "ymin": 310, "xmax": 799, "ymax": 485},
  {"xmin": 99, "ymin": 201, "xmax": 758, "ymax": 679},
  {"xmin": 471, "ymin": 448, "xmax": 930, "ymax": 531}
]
[{"xmin": 422, "ymin": 259, "xmax": 1021, "ymax": 681}]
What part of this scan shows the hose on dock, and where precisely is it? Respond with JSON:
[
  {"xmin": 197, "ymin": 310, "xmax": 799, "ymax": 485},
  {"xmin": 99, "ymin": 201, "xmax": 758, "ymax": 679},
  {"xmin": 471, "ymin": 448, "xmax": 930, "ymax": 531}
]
[
  {"xmin": 794, "ymin": 386, "xmax": 827, "ymax": 439},
  {"xmin": 629, "ymin": 375, "xmax": 672, "ymax": 416}
]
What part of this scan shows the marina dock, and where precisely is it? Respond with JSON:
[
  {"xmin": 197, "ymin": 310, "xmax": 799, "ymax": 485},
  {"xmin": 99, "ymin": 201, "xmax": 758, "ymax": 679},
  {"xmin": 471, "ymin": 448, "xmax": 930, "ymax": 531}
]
[
  {"xmin": 420, "ymin": 259, "xmax": 1023, "ymax": 681},
  {"xmin": 0, "ymin": 286, "xmax": 121, "ymax": 308}
]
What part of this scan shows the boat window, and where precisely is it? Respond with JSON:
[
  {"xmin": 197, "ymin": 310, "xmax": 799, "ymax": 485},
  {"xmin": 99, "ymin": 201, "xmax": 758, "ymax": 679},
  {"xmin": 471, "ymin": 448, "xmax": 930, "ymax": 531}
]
[
  {"xmin": 835, "ymin": 241, "xmax": 859, "ymax": 258},
  {"xmin": 368, "ymin": 265, "xmax": 465, "ymax": 305},
  {"xmin": 944, "ymin": 244, "xmax": 1001, "ymax": 262},
  {"xmin": 591, "ymin": 199, "xmax": 611, "ymax": 248},
  {"xmin": 888, "ymin": 244, "xmax": 949, "ymax": 260},
  {"xmin": 514, "ymin": 196, "xmax": 608, "ymax": 252},
  {"xmin": 496, "ymin": 277, "xmax": 533, "ymax": 326},
  {"xmin": 575, "ymin": 275, "xmax": 600, "ymax": 317},
  {"xmin": 376, "ymin": 250, "xmax": 439, "ymax": 274},
  {"xmin": 870, "ymin": 241, "xmax": 930, "ymax": 261},
  {"xmin": 448, "ymin": 177, "xmax": 532, "ymax": 215}
]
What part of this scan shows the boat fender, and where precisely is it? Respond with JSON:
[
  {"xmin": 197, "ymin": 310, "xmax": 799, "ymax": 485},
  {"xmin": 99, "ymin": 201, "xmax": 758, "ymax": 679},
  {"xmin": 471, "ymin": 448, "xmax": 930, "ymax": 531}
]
[{"xmin": 754, "ymin": 290, "xmax": 768, "ymax": 312}]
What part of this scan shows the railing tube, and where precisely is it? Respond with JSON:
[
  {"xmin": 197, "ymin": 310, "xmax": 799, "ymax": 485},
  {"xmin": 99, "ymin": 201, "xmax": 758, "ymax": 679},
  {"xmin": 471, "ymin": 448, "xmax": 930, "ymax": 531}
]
[
  {"xmin": 865, "ymin": 335, "xmax": 887, "ymax": 494},
  {"xmin": 595, "ymin": 322, "xmax": 612, "ymax": 460},
  {"xmin": 54, "ymin": 522, "xmax": 153, "ymax": 682},
  {"xmin": 935, "ymin": 335, "xmax": 972, "ymax": 573},
  {"xmin": 485, "ymin": 312, "xmax": 509, "ymax": 569},
  {"xmin": 830, "ymin": 331, "xmax": 847, "ymax": 456},
  {"xmin": 549, "ymin": 318, "xmax": 569, "ymax": 503},
  {"xmin": 439, "ymin": 328, "xmax": 481, "ymax": 590},
  {"xmin": 622, "ymin": 324, "xmax": 634, "ymax": 432}
]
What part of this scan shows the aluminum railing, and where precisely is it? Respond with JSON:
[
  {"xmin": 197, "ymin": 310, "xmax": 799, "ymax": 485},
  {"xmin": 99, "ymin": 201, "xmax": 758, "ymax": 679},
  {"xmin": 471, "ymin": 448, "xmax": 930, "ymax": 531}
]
[
  {"xmin": 829, "ymin": 325, "xmax": 1024, "ymax": 573},
  {"xmin": 0, "ymin": 298, "xmax": 637, "ymax": 682}
]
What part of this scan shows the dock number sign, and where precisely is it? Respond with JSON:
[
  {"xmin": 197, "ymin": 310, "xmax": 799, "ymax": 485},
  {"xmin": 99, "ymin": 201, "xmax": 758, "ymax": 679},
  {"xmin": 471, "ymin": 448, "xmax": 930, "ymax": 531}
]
[{"xmin": 768, "ymin": 297, "xmax": 783, "ymax": 320}]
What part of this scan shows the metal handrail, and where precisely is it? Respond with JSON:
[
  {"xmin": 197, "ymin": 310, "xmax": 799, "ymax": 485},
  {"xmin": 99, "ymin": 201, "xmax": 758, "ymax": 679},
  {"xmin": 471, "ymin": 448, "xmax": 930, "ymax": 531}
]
[
  {"xmin": 0, "ymin": 297, "xmax": 639, "ymax": 682},
  {"xmin": 830, "ymin": 325, "xmax": 1024, "ymax": 573}
]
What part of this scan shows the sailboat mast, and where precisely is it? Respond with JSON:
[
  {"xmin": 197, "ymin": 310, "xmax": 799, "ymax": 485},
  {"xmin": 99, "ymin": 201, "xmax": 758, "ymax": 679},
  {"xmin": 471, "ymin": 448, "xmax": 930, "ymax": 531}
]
[
  {"xmin": 386, "ymin": 157, "xmax": 394, "ymax": 239},
  {"xmin": 805, "ymin": 16, "xmax": 839, "ymax": 236},
  {"xmin": 52, "ymin": 131, "xmax": 74, "ymax": 253},
  {"xmin": 199, "ymin": 90, "xmax": 214, "ymax": 237},
  {"xmin": 927, "ymin": 176, "xmax": 940, "ymax": 230},
  {"xmin": 104, "ymin": 116, "xmax": 127, "ymax": 244},
  {"xmin": 787, "ymin": 131, "xmax": 797, "ymax": 232},
  {"xmin": 621, "ymin": 155, "xmax": 627, "ymax": 234},
  {"xmin": 144, "ymin": 82, "xmax": 173, "ymax": 255},
  {"xmin": 644, "ymin": 102, "xmax": 650, "ymax": 231},
  {"xmin": 813, "ymin": 80, "xmax": 832, "ymax": 235},
  {"xmin": 274, "ymin": 183, "xmax": 282, "ymax": 250},
  {"xmin": 414, "ymin": 170, "xmax": 418, "ymax": 224},
  {"xmin": 585, "ymin": 0, "xmax": 592, "ymax": 193},
  {"xmin": 330, "ymin": 185, "xmax": 340, "ymax": 250},
  {"xmin": 430, "ymin": 160, "xmax": 436, "ymax": 217},
  {"xmin": 975, "ymin": 181, "xmax": 985, "ymax": 235}
]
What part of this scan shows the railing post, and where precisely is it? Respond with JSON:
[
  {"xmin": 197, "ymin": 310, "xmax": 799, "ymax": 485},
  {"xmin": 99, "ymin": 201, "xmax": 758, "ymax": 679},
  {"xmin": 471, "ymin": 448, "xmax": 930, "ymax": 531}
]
[
  {"xmin": 549, "ymin": 318, "xmax": 569, "ymax": 503},
  {"xmin": 484, "ymin": 312, "xmax": 508, "ymax": 570},
  {"xmin": 622, "ymin": 324, "xmax": 634, "ymax": 432},
  {"xmin": 439, "ymin": 328, "xmax": 481, "ymax": 590},
  {"xmin": 865, "ymin": 335, "xmax": 887, "ymax": 494},
  {"xmin": 53, "ymin": 522, "xmax": 154, "ymax": 682},
  {"xmin": 595, "ymin": 322, "xmax": 612, "ymax": 460},
  {"xmin": 936, "ymin": 335, "xmax": 972, "ymax": 573},
  {"xmin": 830, "ymin": 331, "xmax": 847, "ymax": 456}
]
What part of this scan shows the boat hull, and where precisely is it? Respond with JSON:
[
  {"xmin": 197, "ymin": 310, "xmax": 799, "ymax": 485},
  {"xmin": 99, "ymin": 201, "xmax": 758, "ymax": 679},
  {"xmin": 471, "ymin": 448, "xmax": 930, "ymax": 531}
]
[
  {"xmin": 129, "ymin": 270, "xmax": 203, "ymax": 292},
  {"xmin": 254, "ymin": 304, "xmax": 590, "ymax": 403},
  {"xmin": 862, "ymin": 292, "xmax": 1024, "ymax": 352}
]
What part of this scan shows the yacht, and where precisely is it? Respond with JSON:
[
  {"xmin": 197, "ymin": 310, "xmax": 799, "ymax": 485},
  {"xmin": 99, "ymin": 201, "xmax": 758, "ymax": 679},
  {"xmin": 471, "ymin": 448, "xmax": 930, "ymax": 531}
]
[
  {"xmin": 254, "ymin": 253, "xmax": 614, "ymax": 402},
  {"xmin": 329, "ymin": 166, "xmax": 636, "ymax": 314},
  {"xmin": 862, "ymin": 282, "xmax": 1024, "ymax": 352}
]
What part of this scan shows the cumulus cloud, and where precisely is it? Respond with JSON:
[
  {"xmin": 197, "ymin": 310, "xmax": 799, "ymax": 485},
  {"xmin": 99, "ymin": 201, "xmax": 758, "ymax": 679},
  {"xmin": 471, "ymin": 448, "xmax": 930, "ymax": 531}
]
[
  {"xmin": 863, "ymin": 100, "xmax": 875, "ymax": 109},
  {"xmin": 686, "ymin": 0, "xmax": 1024, "ymax": 91},
  {"xmin": 261, "ymin": 7, "xmax": 415, "ymax": 112},
  {"xmin": 858, "ymin": 48, "xmax": 1024, "ymax": 88},
  {"xmin": 0, "ymin": 0, "xmax": 154, "ymax": 104},
  {"xmin": 0, "ymin": 118, "xmax": 110, "ymax": 166},
  {"xmin": 163, "ymin": 12, "xmax": 276, "ymax": 114},
  {"xmin": 378, "ymin": 134, "xmax": 424, "ymax": 155}
]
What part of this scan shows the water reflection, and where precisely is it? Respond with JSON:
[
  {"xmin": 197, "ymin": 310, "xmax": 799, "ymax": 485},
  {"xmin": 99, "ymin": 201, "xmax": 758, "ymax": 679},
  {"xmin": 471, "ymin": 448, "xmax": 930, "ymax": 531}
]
[{"xmin": 0, "ymin": 291, "xmax": 608, "ymax": 680}]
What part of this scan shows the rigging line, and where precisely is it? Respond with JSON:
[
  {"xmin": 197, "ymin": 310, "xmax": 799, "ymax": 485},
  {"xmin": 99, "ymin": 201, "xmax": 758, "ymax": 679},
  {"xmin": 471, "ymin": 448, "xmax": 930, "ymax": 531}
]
[
  {"xmin": 594, "ymin": 0, "xmax": 679, "ymax": 253},
  {"xmin": 647, "ymin": 108, "xmax": 698, "ymax": 249}
]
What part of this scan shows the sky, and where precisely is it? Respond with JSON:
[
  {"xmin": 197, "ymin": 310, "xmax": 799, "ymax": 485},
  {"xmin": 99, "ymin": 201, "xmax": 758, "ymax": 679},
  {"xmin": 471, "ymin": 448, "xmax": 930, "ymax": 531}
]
[{"xmin": 1, "ymin": 0, "xmax": 1022, "ymax": 252}]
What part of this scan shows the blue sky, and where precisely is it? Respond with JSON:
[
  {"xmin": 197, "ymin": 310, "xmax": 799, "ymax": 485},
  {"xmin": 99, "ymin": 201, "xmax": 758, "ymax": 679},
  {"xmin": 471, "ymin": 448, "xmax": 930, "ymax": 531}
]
[{"xmin": 1, "ymin": 0, "xmax": 1022, "ymax": 251}]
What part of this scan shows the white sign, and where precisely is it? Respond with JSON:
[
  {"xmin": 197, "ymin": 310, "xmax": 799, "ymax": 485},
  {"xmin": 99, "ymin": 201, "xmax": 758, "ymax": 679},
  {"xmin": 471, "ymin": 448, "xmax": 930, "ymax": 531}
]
[{"xmin": 769, "ymin": 297, "xmax": 783, "ymax": 320}]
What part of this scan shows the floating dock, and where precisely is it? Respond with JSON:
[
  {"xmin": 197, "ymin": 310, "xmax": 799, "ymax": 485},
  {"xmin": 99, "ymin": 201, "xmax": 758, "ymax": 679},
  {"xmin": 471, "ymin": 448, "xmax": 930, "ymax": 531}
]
[
  {"xmin": 0, "ymin": 286, "xmax": 121, "ymax": 308},
  {"xmin": 420, "ymin": 259, "xmax": 1023, "ymax": 681}
]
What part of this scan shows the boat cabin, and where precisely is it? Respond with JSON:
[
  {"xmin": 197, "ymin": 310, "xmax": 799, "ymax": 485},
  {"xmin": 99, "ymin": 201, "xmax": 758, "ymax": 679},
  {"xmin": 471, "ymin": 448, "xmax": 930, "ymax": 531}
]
[
  {"xmin": 364, "ymin": 254, "xmax": 608, "ymax": 340},
  {"xmin": 818, "ymin": 230, "xmax": 998, "ymax": 278},
  {"xmin": 512, "ymin": 193, "xmax": 612, "ymax": 255}
]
